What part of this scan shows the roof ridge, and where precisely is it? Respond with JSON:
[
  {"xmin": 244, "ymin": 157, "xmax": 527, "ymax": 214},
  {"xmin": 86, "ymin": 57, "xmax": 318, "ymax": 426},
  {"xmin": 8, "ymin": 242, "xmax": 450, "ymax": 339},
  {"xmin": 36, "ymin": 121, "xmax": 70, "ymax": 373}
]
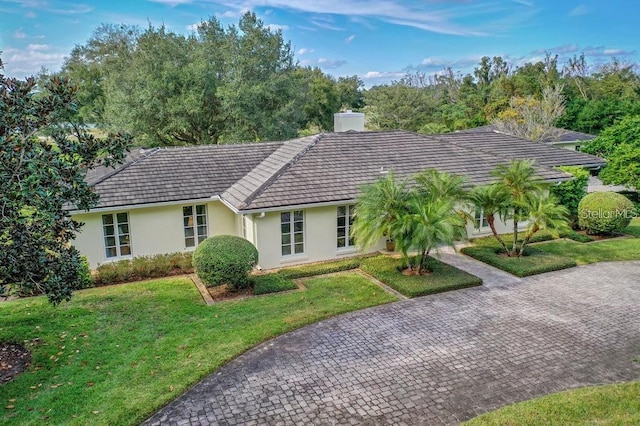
[
  {"xmin": 157, "ymin": 141, "xmax": 285, "ymax": 151},
  {"xmin": 238, "ymin": 134, "xmax": 325, "ymax": 209},
  {"xmin": 90, "ymin": 147, "xmax": 160, "ymax": 187}
]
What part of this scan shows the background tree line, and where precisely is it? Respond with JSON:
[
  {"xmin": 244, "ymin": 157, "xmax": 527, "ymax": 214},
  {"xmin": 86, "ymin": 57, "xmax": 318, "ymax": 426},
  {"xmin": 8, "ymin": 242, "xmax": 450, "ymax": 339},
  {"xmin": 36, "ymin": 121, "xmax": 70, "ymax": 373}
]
[{"xmin": 39, "ymin": 12, "xmax": 640, "ymax": 147}]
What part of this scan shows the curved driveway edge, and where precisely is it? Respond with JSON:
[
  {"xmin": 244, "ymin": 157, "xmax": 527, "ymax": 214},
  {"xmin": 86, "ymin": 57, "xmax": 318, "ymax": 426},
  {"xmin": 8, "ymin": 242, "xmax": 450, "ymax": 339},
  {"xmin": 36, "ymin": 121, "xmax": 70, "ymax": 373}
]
[{"xmin": 144, "ymin": 261, "xmax": 640, "ymax": 425}]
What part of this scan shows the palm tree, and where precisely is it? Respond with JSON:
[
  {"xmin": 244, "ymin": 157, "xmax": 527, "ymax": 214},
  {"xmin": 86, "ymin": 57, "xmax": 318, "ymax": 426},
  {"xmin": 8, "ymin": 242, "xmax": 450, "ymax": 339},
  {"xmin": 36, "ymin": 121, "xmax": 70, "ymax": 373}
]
[
  {"xmin": 519, "ymin": 193, "xmax": 570, "ymax": 255},
  {"xmin": 469, "ymin": 184, "xmax": 512, "ymax": 255},
  {"xmin": 394, "ymin": 196, "xmax": 467, "ymax": 274},
  {"xmin": 351, "ymin": 172, "xmax": 409, "ymax": 250},
  {"xmin": 491, "ymin": 159, "xmax": 547, "ymax": 255}
]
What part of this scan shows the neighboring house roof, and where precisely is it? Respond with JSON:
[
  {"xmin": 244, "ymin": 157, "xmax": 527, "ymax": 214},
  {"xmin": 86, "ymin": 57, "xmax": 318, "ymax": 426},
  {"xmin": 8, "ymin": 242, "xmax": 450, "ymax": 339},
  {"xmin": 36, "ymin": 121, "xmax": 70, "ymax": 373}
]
[
  {"xmin": 455, "ymin": 124, "xmax": 595, "ymax": 143},
  {"xmin": 88, "ymin": 142, "xmax": 281, "ymax": 209},
  {"xmin": 83, "ymin": 130, "xmax": 606, "ymax": 212}
]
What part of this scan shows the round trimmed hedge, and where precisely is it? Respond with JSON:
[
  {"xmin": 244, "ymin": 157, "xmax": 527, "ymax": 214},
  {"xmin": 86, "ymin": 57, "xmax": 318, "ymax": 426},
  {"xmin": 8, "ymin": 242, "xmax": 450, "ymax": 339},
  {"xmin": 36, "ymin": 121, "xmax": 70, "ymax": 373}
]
[
  {"xmin": 193, "ymin": 235, "xmax": 258, "ymax": 291},
  {"xmin": 578, "ymin": 192, "xmax": 636, "ymax": 234}
]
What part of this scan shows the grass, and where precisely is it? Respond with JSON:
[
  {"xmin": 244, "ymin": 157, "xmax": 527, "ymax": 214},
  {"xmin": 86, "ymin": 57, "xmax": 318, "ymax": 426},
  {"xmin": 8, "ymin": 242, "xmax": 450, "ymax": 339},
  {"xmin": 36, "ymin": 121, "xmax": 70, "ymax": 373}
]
[
  {"xmin": 535, "ymin": 237, "xmax": 640, "ymax": 265},
  {"xmin": 624, "ymin": 217, "xmax": 640, "ymax": 237},
  {"xmin": 251, "ymin": 273, "xmax": 298, "ymax": 295},
  {"xmin": 461, "ymin": 245, "xmax": 577, "ymax": 277},
  {"xmin": 0, "ymin": 274, "xmax": 396, "ymax": 425},
  {"xmin": 360, "ymin": 255, "xmax": 482, "ymax": 298},
  {"xmin": 465, "ymin": 382, "xmax": 640, "ymax": 425},
  {"xmin": 277, "ymin": 254, "xmax": 374, "ymax": 279}
]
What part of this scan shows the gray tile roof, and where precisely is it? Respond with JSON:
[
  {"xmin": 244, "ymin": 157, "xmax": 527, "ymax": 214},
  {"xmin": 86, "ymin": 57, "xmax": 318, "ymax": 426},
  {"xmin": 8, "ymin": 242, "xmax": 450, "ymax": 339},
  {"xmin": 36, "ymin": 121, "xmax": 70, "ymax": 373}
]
[
  {"xmin": 85, "ymin": 130, "xmax": 605, "ymax": 212},
  {"xmin": 225, "ymin": 131, "xmax": 605, "ymax": 212},
  {"xmin": 89, "ymin": 143, "xmax": 281, "ymax": 209},
  {"xmin": 455, "ymin": 125, "xmax": 595, "ymax": 142},
  {"xmin": 434, "ymin": 131, "xmax": 605, "ymax": 168}
]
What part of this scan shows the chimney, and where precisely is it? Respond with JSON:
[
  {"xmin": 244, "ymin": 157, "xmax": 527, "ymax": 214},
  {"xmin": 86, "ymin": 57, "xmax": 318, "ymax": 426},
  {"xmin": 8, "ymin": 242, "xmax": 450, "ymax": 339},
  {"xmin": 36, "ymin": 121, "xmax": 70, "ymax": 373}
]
[{"xmin": 334, "ymin": 110, "xmax": 365, "ymax": 132}]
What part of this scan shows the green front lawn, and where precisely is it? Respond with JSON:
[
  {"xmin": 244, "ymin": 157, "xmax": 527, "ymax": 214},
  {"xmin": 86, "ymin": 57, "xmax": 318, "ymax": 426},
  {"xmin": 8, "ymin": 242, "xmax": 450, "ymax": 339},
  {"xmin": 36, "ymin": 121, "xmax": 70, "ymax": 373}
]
[
  {"xmin": 461, "ymin": 245, "xmax": 577, "ymax": 277},
  {"xmin": 535, "ymin": 237, "xmax": 640, "ymax": 265},
  {"xmin": 0, "ymin": 274, "xmax": 397, "ymax": 425},
  {"xmin": 624, "ymin": 217, "xmax": 640, "ymax": 237},
  {"xmin": 465, "ymin": 382, "xmax": 640, "ymax": 425},
  {"xmin": 360, "ymin": 255, "xmax": 482, "ymax": 297}
]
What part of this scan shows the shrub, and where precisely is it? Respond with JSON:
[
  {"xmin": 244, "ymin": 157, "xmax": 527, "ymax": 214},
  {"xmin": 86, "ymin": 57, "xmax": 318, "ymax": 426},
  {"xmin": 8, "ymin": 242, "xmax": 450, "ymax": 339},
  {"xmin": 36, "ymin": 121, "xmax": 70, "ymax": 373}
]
[
  {"xmin": 578, "ymin": 192, "xmax": 636, "ymax": 234},
  {"xmin": 550, "ymin": 166, "xmax": 589, "ymax": 226},
  {"xmin": 461, "ymin": 245, "xmax": 577, "ymax": 277},
  {"xmin": 277, "ymin": 255, "xmax": 373, "ymax": 279},
  {"xmin": 252, "ymin": 274, "xmax": 297, "ymax": 295},
  {"xmin": 77, "ymin": 256, "xmax": 94, "ymax": 289},
  {"xmin": 360, "ymin": 255, "xmax": 482, "ymax": 298},
  {"xmin": 94, "ymin": 252, "xmax": 193, "ymax": 286},
  {"xmin": 193, "ymin": 235, "xmax": 258, "ymax": 291}
]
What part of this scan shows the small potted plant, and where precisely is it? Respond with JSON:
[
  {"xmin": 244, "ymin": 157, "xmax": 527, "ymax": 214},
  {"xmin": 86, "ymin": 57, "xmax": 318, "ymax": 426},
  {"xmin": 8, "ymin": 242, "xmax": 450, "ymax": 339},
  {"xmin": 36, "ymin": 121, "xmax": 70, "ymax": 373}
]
[{"xmin": 385, "ymin": 238, "xmax": 396, "ymax": 252}]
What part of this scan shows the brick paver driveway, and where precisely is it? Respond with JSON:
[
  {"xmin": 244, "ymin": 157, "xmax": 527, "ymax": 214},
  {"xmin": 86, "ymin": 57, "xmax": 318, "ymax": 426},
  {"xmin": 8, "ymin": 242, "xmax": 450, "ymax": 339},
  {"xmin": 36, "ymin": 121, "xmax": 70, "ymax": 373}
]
[{"xmin": 144, "ymin": 261, "xmax": 640, "ymax": 425}]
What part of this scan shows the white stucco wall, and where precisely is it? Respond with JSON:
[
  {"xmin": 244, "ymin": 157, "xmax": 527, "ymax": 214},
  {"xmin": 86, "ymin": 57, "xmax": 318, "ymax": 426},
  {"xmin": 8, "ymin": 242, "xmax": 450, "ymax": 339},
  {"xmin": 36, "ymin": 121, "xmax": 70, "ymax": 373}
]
[
  {"xmin": 73, "ymin": 200, "xmax": 238, "ymax": 268},
  {"xmin": 254, "ymin": 205, "xmax": 385, "ymax": 270}
]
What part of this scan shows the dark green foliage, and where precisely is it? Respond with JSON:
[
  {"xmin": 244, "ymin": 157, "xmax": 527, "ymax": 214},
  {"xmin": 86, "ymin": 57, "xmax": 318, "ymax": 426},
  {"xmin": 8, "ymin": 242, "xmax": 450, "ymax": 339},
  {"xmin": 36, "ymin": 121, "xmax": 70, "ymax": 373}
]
[
  {"xmin": 550, "ymin": 166, "xmax": 589, "ymax": 226},
  {"xmin": 461, "ymin": 245, "xmax": 576, "ymax": 277},
  {"xmin": 360, "ymin": 255, "xmax": 482, "ymax": 298},
  {"xmin": 277, "ymin": 255, "xmax": 373, "ymax": 279},
  {"xmin": 578, "ymin": 192, "xmax": 636, "ymax": 234},
  {"xmin": 251, "ymin": 274, "xmax": 297, "ymax": 295},
  {"xmin": 582, "ymin": 116, "xmax": 640, "ymax": 190},
  {"xmin": 0, "ymin": 61, "xmax": 131, "ymax": 304},
  {"xmin": 193, "ymin": 235, "xmax": 258, "ymax": 290},
  {"xmin": 93, "ymin": 252, "xmax": 193, "ymax": 286},
  {"xmin": 78, "ymin": 256, "xmax": 94, "ymax": 289},
  {"xmin": 559, "ymin": 230, "xmax": 594, "ymax": 243}
]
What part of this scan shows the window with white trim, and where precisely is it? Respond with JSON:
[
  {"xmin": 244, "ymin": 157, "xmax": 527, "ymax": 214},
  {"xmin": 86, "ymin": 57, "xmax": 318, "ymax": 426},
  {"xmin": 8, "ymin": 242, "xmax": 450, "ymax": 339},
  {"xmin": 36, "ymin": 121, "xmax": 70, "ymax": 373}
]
[
  {"xmin": 474, "ymin": 209, "xmax": 489, "ymax": 229},
  {"xmin": 102, "ymin": 212, "xmax": 131, "ymax": 258},
  {"xmin": 183, "ymin": 205, "xmax": 208, "ymax": 248},
  {"xmin": 337, "ymin": 205, "xmax": 355, "ymax": 248},
  {"xmin": 281, "ymin": 210, "xmax": 304, "ymax": 256}
]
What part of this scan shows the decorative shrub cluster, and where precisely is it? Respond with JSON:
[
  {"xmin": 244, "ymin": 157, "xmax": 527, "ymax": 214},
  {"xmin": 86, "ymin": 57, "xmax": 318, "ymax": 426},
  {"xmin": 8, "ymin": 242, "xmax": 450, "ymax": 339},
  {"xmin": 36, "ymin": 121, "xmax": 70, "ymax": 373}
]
[
  {"xmin": 460, "ymin": 245, "xmax": 577, "ymax": 277},
  {"xmin": 94, "ymin": 252, "xmax": 193, "ymax": 286},
  {"xmin": 578, "ymin": 191, "xmax": 636, "ymax": 234},
  {"xmin": 550, "ymin": 166, "xmax": 589, "ymax": 226},
  {"xmin": 193, "ymin": 235, "xmax": 258, "ymax": 291},
  {"xmin": 251, "ymin": 274, "xmax": 298, "ymax": 295},
  {"xmin": 277, "ymin": 255, "xmax": 374, "ymax": 279}
]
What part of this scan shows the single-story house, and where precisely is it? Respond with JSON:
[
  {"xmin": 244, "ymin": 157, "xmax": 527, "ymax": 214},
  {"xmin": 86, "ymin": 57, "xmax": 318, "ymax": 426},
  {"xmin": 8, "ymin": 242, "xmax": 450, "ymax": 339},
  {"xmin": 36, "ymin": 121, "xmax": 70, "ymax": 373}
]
[
  {"xmin": 454, "ymin": 124, "xmax": 596, "ymax": 151},
  {"xmin": 72, "ymin": 113, "xmax": 605, "ymax": 269}
]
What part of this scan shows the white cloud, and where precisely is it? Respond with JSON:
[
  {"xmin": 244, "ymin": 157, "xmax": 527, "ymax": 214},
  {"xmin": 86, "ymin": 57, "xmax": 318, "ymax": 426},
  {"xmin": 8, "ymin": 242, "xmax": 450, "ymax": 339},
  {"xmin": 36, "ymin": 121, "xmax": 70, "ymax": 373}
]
[
  {"xmin": 148, "ymin": 0, "xmax": 193, "ymax": 6},
  {"xmin": 266, "ymin": 23, "xmax": 289, "ymax": 31},
  {"xmin": 186, "ymin": 21, "xmax": 204, "ymax": 31},
  {"xmin": 531, "ymin": 44, "xmax": 579, "ymax": 55},
  {"xmin": 210, "ymin": 0, "xmax": 532, "ymax": 36},
  {"xmin": 2, "ymin": 45, "xmax": 67, "ymax": 77},
  {"xmin": 345, "ymin": 34, "xmax": 356, "ymax": 44},
  {"xmin": 569, "ymin": 5, "xmax": 588, "ymax": 17},
  {"xmin": 584, "ymin": 46, "xmax": 635, "ymax": 57},
  {"xmin": 296, "ymin": 48, "xmax": 314, "ymax": 55},
  {"xmin": 317, "ymin": 58, "xmax": 347, "ymax": 69},
  {"xmin": 361, "ymin": 70, "xmax": 406, "ymax": 80},
  {"xmin": 14, "ymin": 29, "xmax": 26, "ymax": 39}
]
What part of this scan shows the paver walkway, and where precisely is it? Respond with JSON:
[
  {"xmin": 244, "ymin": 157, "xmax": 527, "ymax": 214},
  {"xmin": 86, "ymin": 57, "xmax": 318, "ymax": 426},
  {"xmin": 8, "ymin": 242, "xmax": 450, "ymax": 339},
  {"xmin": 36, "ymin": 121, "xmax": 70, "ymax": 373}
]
[{"xmin": 144, "ymin": 260, "xmax": 640, "ymax": 425}]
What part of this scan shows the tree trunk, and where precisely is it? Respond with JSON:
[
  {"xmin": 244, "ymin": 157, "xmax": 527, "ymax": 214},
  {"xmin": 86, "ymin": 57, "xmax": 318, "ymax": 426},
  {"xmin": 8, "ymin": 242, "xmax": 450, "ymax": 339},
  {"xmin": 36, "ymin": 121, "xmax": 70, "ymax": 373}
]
[
  {"xmin": 487, "ymin": 214, "xmax": 510, "ymax": 256},
  {"xmin": 512, "ymin": 209, "xmax": 519, "ymax": 257},
  {"xmin": 519, "ymin": 224, "xmax": 539, "ymax": 256},
  {"xmin": 418, "ymin": 248, "xmax": 428, "ymax": 275}
]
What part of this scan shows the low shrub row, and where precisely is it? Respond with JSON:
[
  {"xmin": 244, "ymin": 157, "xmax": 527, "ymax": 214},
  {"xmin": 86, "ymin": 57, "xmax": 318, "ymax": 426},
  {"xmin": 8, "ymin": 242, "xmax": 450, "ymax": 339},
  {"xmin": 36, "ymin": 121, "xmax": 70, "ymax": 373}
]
[
  {"xmin": 94, "ymin": 252, "xmax": 193, "ymax": 286},
  {"xmin": 251, "ymin": 273, "xmax": 298, "ymax": 295},
  {"xmin": 461, "ymin": 245, "xmax": 576, "ymax": 277},
  {"xmin": 471, "ymin": 228, "xmax": 593, "ymax": 247},
  {"xmin": 277, "ymin": 254, "xmax": 375, "ymax": 279},
  {"xmin": 360, "ymin": 255, "xmax": 482, "ymax": 298}
]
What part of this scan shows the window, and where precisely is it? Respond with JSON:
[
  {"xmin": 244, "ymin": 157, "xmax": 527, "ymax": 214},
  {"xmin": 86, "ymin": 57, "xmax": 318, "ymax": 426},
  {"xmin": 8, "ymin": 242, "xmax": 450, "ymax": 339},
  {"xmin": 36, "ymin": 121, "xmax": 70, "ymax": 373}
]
[
  {"xmin": 337, "ymin": 205, "xmax": 355, "ymax": 248},
  {"xmin": 281, "ymin": 210, "xmax": 304, "ymax": 256},
  {"xmin": 474, "ymin": 209, "xmax": 489, "ymax": 229},
  {"xmin": 102, "ymin": 212, "xmax": 131, "ymax": 258},
  {"xmin": 183, "ymin": 205, "xmax": 208, "ymax": 248}
]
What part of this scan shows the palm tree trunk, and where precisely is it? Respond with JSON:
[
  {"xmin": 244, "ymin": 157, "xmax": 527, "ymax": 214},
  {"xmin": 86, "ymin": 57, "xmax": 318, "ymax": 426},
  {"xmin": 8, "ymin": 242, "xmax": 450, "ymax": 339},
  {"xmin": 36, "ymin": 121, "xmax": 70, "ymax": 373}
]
[
  {"xmin": 487, "ymin": 215, "xmax": 510, "ymax": 255},
  {"xmin": 512, "ymin": 209, "xmax": 519, "ymax": 256},
  {"xmin": 418, "ymin": 248, "xmax": 428, "ymax": 275},
  {"xmin": 519, "ymin": 224, "xmax": 539, "ymax": 256}
]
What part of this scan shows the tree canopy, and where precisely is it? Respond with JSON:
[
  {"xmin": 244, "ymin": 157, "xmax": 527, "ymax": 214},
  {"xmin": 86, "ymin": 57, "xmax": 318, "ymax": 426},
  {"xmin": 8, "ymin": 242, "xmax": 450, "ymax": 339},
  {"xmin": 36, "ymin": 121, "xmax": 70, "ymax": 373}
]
[{"xmin": 0, "ymin": 60, "xmax": 131, "ymax": 304}]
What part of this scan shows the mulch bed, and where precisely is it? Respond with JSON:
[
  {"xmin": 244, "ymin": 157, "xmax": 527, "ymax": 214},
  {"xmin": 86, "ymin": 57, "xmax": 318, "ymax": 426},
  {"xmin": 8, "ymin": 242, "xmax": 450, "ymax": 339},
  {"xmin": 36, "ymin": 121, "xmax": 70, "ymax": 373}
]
[
  {"xmin": 0, "ymin": 342, "xmax": 31, "ymax": 384},
  {"xmin": 207, "ymin": 284, "xmax": 253, "ymax": 301}
]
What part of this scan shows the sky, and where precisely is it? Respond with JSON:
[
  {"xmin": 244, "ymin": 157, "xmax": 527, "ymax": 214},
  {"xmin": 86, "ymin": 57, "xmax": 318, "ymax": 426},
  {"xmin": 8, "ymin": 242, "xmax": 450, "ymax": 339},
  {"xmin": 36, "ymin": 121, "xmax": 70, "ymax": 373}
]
[{"xmin": 0, "ymin": 0, "xmax": 637, "ymax": 86}]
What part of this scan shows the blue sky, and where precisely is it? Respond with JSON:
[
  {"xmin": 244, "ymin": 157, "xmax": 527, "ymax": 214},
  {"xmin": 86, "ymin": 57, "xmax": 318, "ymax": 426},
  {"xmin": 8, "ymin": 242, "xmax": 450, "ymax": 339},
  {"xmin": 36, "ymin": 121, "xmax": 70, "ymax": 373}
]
[{"xmin": 0, "ymin": 0, "xmax": 637, "ymax": 86}]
